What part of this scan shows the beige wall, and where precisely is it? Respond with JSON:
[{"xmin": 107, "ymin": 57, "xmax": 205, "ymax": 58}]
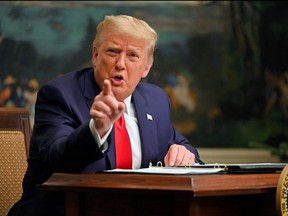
[{"xmin": 198, "ymin": 148, "xmax": 281, "ymax": 164}]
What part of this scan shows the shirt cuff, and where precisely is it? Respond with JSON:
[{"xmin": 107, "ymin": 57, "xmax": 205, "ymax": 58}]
[{"xmin": 89, "ymin": 118, "xmax": 113, "ymax": 152}]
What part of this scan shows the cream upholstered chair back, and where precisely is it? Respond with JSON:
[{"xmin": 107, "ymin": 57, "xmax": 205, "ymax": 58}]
[{"xmin": 0, "ymin": 108, "xmax": 31, "ymax": 216}]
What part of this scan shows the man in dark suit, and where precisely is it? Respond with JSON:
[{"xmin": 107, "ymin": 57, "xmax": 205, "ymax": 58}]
[{"xmin": 8, "ymin": 15, "xmax": 202, "ymax": 216}]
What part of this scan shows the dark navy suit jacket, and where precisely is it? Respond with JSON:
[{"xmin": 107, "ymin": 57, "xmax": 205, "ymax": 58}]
[{"xmin": 9, "ymin": 68, "xmax": 201, "ymax": 216}]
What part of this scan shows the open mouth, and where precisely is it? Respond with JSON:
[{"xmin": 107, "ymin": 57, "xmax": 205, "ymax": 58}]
[
  {"xmin": 114, "ymin": 75, "xmax": 123, "ymax": 81},
  {"xmin": 111, "ymin": 75, "xmax": 124, "ymax": 85}
]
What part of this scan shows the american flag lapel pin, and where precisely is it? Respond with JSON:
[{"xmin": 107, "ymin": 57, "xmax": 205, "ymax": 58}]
[{"xmin": 146, "ymin": 113, "xmax": 153, "ymax": 121}]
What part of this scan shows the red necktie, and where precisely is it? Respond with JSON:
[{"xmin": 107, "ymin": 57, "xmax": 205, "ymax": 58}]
[{"xmin": 115, "ymin": 113, "xmax": 132, "ymax": 169}]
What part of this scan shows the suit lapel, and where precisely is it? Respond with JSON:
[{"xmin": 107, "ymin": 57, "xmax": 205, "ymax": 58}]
[
  {"xmin": 133, "ymin": 88, "xmax": 159, "ymax": 168},
  {"xmin": 81, "ymin": 68, "xmax": 101, "ymax": 111}
]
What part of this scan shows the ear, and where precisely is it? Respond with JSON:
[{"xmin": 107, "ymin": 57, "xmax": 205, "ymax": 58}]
[
  {"xmin": 141, "ymin": 64, "xmax": 152, "ymax": 78},
  {"xmin": 92, "ymin": 47, "xmax": 98, "ymax": 66}
]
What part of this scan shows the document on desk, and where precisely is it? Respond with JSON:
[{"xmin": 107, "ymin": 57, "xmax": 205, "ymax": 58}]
[
  {"xmin": 105, "ymin": 163, "xmax": 286, "ymax": 175},
  {"xmin": 106, "ymin": 166, "xmax": 224, "ymax": 175}
]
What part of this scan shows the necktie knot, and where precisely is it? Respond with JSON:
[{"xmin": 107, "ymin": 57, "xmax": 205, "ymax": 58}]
[{"xmin": 115, "ymin": 114, "xmax": 124, "ymax": 128}]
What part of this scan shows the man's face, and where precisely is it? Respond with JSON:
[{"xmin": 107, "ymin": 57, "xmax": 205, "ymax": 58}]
[{"xmin": 92, "ymin": 33, "xmax": 151, "ymax": 102}]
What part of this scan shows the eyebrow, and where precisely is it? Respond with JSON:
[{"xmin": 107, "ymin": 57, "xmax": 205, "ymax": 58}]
[{"xmin": 107, "ymin": 43, "xmax": 142, "ymax": 54}]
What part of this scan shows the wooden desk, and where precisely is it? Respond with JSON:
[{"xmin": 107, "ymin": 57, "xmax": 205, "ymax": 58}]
[{"xmin": 40, "ymin": 172, "xmax": 280, "ymax": 216}]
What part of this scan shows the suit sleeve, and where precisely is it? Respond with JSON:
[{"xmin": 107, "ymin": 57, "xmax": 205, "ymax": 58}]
[
  {"xmin": 165, "ymin": 94, "xmax": 201, "ymax": 162},
  {"xmin": 31, "ymin": 83, "xmax": 104, "ymax": 172}
]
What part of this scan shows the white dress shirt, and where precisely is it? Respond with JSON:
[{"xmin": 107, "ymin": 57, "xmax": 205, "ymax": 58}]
[{"xmin": 89, "ymin": 95, "xmax": 142, "ymax": 169}]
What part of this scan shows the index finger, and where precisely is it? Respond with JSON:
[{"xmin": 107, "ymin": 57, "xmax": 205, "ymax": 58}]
[
  {"xmin": 102, "ymin": 79, "xmax": 112, "ymax": 96},
  {"xmin": 166, "ymin": 146, "xmax": 178, "ymax": 167}
]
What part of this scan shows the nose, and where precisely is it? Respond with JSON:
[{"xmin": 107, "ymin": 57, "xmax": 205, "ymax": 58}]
[{"xmin": 115, "ymin": 53, "xmax": 125, "ymax": 70}]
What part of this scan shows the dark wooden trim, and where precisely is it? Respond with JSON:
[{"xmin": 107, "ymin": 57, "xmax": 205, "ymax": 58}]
[{"xmin": 0, "ymin": 108, "xmax": 31, "ymax": 157}]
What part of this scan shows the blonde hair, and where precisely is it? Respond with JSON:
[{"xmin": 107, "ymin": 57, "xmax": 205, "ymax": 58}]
[{"xmin": 92, "ymin": 15, "xmax": 158, "ymax": 65}]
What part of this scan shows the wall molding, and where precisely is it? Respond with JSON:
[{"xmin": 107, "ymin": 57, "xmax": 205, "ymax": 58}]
[{"xmin": 197, "ymin": 148, "xmax": 280, "ymax": 164}]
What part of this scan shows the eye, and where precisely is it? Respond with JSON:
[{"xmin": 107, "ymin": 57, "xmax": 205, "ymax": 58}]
[
  {"xmin": 107, "ymin": 48, "xmax": 119, "ymax": 56},
  {"xmin": 128, "ymin": 52, "xmax": 139, "ymax": 60}
]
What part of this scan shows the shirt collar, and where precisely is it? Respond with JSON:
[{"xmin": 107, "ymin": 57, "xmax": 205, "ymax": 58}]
[{"xmin": 124, "ymin": 95, "xmax": 132, "ymax": 115}]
